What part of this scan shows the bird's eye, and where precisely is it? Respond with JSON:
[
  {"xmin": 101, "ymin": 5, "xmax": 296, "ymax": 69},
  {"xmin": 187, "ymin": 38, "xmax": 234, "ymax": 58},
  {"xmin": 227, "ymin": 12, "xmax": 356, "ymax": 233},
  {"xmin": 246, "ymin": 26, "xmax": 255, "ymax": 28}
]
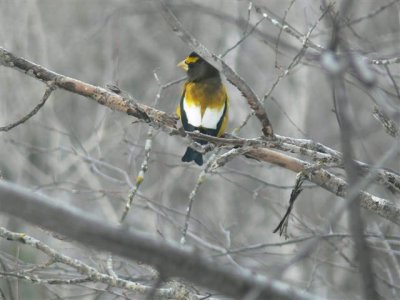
[{"xmin": 185, "ymin": 61, "xmax": 195, "ymax": 68}]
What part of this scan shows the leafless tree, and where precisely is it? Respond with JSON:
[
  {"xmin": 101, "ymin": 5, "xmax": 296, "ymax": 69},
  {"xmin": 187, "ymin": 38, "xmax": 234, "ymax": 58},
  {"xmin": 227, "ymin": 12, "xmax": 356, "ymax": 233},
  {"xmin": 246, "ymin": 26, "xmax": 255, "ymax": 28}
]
[{"xmin": 1, "ymin": 0, "xmax": 400, "ymax": 299}]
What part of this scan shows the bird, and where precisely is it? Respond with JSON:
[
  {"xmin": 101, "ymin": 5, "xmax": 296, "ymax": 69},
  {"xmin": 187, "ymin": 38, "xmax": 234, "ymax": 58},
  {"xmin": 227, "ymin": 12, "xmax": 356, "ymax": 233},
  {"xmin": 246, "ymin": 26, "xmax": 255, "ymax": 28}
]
[{"xmin": 176, "ymin": 52, "xmax": 229, "ymax": 166}]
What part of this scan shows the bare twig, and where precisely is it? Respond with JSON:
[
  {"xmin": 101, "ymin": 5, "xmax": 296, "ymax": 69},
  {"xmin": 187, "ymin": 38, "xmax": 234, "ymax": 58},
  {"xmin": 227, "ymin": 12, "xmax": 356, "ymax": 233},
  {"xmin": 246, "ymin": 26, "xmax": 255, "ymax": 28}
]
[
  {"xmin": 0, "ymin": 84, "xmax": 55, "ymax": 132},
  {"xmin": 273, "ymin": 171, "xmax": 306, "ymax": 237},
  {"xmin": 346, "ymin": 0, "xmax": 400, "ymax": 26},
  {"xmin": 270, "ymin": 97, "xmax": 307, "ymax": 136},
  {"xmin": 0, "ymin": 227, "xmax": 179, "ymax": 299},
  {"xmin": 210, "ymin": 147, "xmax": 253, "ymax": 171},
  {"xmin": 373, "ymin": 106, "xmax": 399, "ymax": 137},
  {"xmin": 370, "ymin": 56, "xmax": 400, "ymax": 66},
  {"xmin": 0, "ymin": 272, "xmax": 91, "ymax": 285},
  {"xmin": 254, "ymin": 5, "xmax": 325, "ymax": 52},
  {"xmin": 274, "ymin": 0, "xmax": 297, "ymax": 68},
  {"xmin": 120, "ymin": 129, "xmax": 153, "ymax": 223},
  {"xmin": 264, "ymin": 4, "xmax": 331, "ymax": 102},
  {"xmin": 221, "ymin": 17, "xmax": 266, "ymax": 58},
  {"xmin": 181, "ymin": 154, "xmax": 217, "ymax": 245},
  {"xmin": 120, "ymin": 71, "xmax": 169, "ymax": 223},
  {"xmin": 384, "ymin": 64, "xmax": 400, "ymax": 100}
]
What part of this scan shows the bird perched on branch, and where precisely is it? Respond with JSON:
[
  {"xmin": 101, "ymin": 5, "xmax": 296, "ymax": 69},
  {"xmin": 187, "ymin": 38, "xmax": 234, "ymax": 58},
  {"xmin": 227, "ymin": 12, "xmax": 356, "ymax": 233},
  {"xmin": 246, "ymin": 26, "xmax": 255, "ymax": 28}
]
[{"xmin": 176, "ymin": 52, "xmax": 229, "ymax": 166}]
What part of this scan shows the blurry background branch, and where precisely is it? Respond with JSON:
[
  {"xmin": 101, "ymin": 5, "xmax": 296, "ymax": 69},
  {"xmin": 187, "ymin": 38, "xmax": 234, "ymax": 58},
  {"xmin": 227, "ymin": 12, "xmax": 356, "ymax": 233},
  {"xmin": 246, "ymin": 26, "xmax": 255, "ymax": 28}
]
[
  {"xmin": 0, "ymin": 180, "xmax": 323, "ymax": 300},
  {"xmin": 0, "ymin": 227, "xmax": 182, "ymax": 299}
]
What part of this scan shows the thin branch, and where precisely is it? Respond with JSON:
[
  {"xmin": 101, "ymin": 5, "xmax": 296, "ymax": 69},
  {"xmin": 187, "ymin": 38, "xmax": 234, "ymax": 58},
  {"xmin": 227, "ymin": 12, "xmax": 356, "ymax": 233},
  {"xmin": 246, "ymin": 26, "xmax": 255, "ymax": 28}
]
[
  {"xmin": 254, "ymin": 5, "xmax": 325, "ymax": 52},
  {"xmin": 0, "ymin": 227, "xmax": 179, "ymax": 299},
  {"xmin": 273, "ymin": 171, "xmax": 306, "ymax": 237},
  {"xmin": 373, "ymin": 106, "xmax": 399, "ymax": 137},
  {"xmin": 121, "ymin": 129, "xmax": 153, "ymax": 223},
  {"xmin": 0, "ymin": 85, "xmax": 55, "ymax": 132},
  {"xmin": 244, "ymin": 1, "xmax": 253, "ymax": 34},
  {"xmin": 370, "ymin": 56, "xmax": 400, "ymax": 66},
  {"xmin": 210, "ymin": 147, "xmax": 253, "ymax": 171},
  {"xmin": 346, "ymin": 0, "xmax": 400, "ymax": 26},
  {"xmin": 0, "ymin": 272, "xmax": 91, "ymax": 285},
  {"xmin": 221, "ymin": 16, "xmax": 266, "ymax": 58},
  {"xmin": 225, "ymin": 233, "xmax": 353, "ymax": 255},
  {"xmin": 120, "ymin": 71, "xmax": 168, "ymax": 223},
  {"xmin": 181, "ymin": 154, "xmax": 217, "ymax": 245},
  {"xmin": 274, "ymin": 0, "xmax": 297, "ymax": 68},
  {"xmin": 384, "ymin": 65, "xmax": 400, "ymax": 100}
]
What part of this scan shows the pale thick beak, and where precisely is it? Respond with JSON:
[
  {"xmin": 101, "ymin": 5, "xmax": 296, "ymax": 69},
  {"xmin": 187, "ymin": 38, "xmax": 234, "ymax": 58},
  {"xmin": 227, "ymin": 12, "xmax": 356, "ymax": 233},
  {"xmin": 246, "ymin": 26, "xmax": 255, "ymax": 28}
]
[{"xmin": 177, "ymin": 60, "xmax": 188, "ymax": 71}]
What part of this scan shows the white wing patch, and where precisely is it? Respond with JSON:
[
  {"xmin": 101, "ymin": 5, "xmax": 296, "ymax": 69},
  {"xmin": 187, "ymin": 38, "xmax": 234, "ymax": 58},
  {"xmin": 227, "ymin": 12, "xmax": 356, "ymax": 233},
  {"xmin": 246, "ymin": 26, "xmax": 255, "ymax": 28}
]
[
  {"xmin": 201, "ymin": 104, "xmax": 225, "ymax": 129},
  {"xmin": 183, "ymin": 97, "xmax": 201, "ymax": 127}
]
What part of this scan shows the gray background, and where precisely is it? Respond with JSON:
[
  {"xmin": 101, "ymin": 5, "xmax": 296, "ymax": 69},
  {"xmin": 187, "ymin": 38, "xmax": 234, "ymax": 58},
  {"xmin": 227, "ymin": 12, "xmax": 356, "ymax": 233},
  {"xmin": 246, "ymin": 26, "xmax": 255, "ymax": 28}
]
[{"xmin": 1, "ymin": 0, "xmax": 400, "ymax": 299}]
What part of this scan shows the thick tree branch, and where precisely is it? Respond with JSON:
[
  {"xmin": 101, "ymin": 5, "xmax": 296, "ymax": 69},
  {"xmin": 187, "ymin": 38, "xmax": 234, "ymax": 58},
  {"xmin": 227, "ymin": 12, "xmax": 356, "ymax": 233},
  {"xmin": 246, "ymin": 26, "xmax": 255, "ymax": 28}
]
[
  {"xmin": 0, "ymin": 47, "xmax": 400, "ymax": 225},
  {"xmin": 0, "ymin": 180, "xmax": 322, "ymax": 300},
  {"xmin": 0, "ymin": 47, "xmax": 177, "ymax": 131},
  {"xmin": 249, "ymin": 148, "xmax": 400, "ymax": 225},
  {"xmin": 1, "ymin": 46, "xmax": 400, "ymax": 225}
]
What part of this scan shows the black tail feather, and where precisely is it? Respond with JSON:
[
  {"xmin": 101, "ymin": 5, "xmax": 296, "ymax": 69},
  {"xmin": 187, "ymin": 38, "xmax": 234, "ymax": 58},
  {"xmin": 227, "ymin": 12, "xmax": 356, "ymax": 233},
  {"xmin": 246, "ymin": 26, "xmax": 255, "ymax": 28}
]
[{"xmin": 181, "ymin": 147, "xmax": 203, "ymax": 166}]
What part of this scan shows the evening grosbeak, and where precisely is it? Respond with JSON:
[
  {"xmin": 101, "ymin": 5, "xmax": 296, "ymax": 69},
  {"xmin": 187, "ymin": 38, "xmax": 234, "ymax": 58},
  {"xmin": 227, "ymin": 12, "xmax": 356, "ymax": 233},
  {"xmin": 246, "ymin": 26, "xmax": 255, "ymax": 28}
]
[{"xmin": 176, "ymin": 52, "xmax": 229, "ymax": 166}]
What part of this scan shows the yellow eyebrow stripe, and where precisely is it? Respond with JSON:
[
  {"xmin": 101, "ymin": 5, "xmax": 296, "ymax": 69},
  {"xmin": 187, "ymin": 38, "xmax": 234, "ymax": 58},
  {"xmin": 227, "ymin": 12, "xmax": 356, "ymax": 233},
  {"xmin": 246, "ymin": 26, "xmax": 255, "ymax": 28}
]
[{"xmin": 185, "ymin": 56, "xmax": 200, "ymax": 64}]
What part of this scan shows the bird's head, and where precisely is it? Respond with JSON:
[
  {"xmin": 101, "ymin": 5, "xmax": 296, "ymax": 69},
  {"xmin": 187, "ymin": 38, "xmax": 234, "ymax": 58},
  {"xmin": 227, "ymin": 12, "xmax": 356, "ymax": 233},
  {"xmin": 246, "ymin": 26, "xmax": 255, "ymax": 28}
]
[{"xmin": 177, "ymin": 52, "xmax": 220, "ymax": 81}]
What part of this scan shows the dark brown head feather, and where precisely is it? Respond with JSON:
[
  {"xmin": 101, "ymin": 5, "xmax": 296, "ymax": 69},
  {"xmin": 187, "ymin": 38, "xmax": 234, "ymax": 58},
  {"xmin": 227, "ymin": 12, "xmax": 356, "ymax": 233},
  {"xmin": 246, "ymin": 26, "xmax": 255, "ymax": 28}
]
[{"xmin": 186, "ymin": 53, "xmax": 220, "ymax": 82}]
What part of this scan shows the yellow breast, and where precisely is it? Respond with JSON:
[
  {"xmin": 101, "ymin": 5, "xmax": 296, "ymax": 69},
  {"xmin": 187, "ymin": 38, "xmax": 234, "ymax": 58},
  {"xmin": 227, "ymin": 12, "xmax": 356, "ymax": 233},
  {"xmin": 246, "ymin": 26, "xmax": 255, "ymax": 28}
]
[
  {"xmin": 184, "ymin": 81, "xmax": 227, "ymax": 116},
  {"xmin": 177, "ymin": 81, "xmax": 229, "ymax": 136}
]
